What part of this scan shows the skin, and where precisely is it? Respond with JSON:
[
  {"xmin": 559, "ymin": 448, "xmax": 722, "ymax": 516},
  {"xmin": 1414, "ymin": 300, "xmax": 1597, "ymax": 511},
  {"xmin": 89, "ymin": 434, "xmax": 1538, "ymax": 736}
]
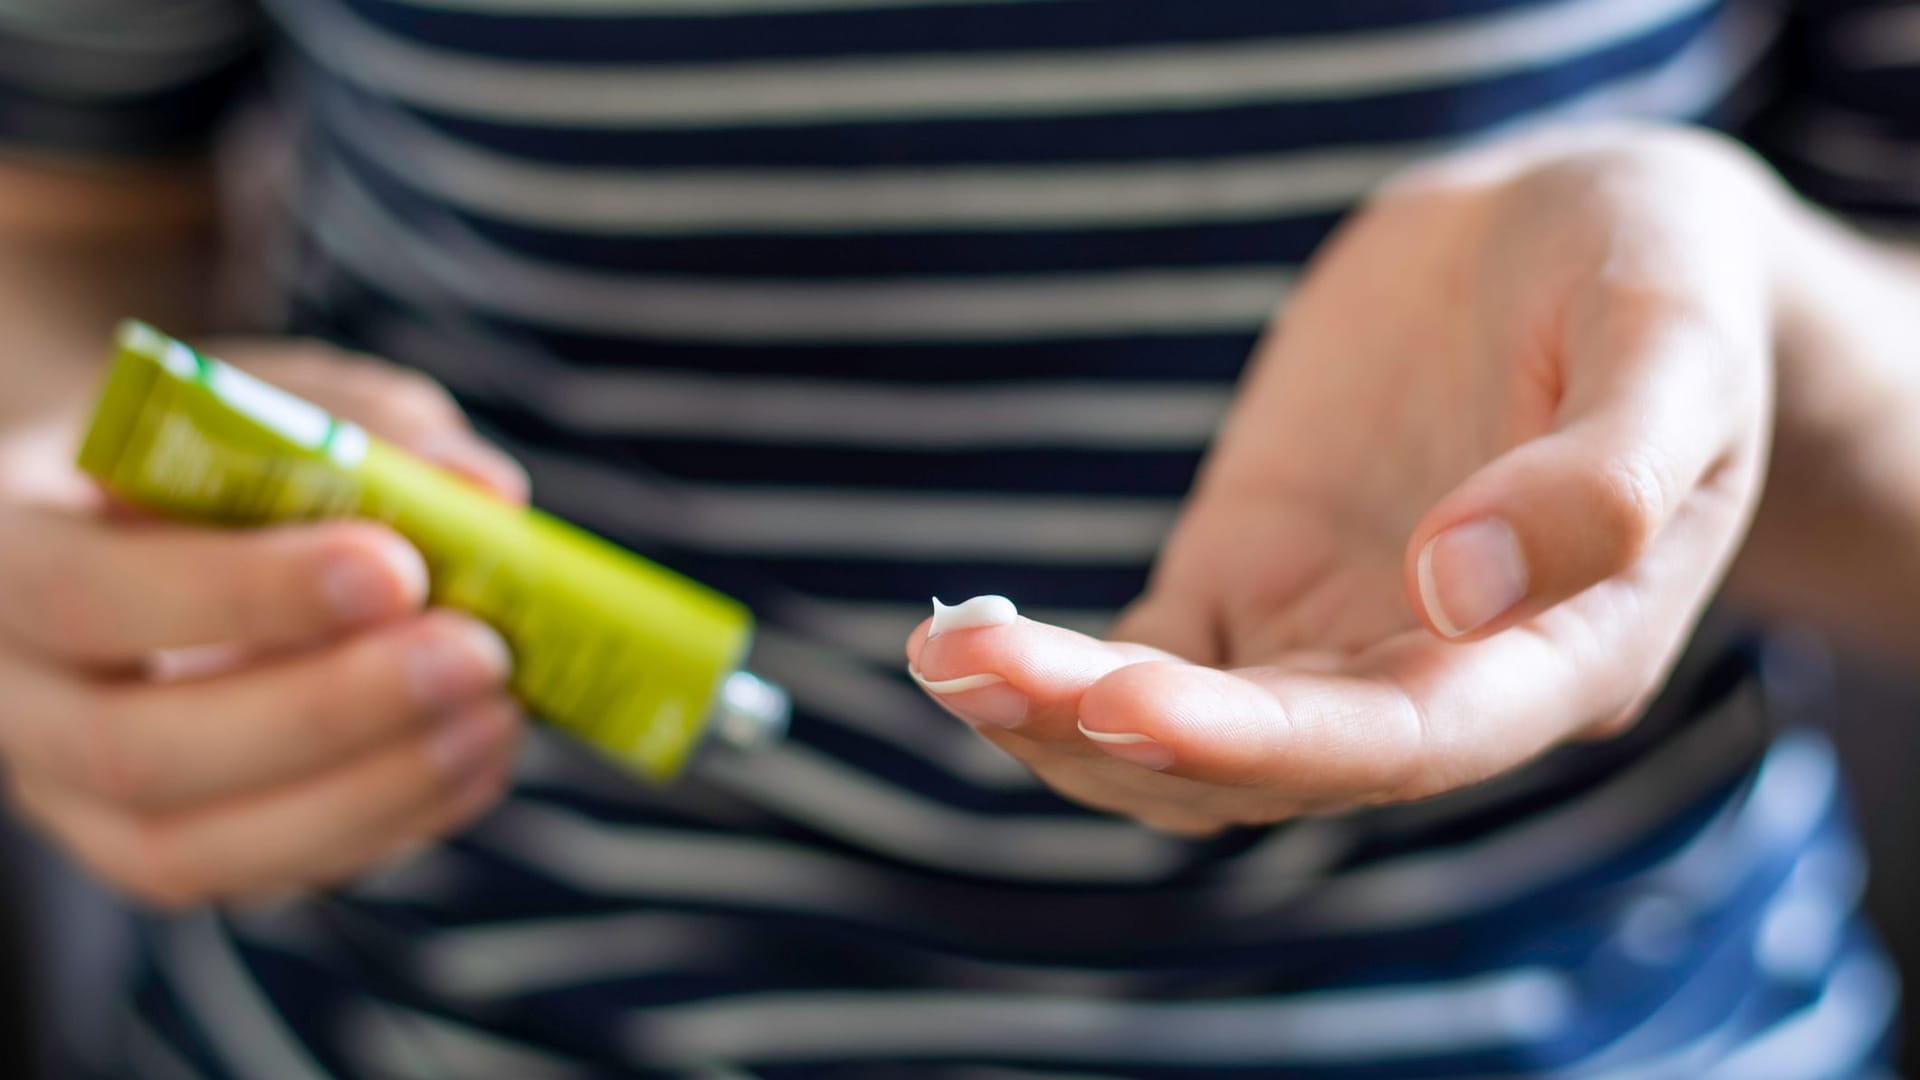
[
  {"xmin": 2, "ymin": 122, "xmax": 1919, "ymax": 892},
  {"xmin": 905, "ymin": 126, "xmax": 1913, "ymax": 836}
]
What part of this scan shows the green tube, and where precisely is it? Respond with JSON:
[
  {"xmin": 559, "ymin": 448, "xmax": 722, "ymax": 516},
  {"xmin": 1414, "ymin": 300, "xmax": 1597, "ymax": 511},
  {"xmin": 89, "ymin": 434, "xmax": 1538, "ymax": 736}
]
[{"xmin": 76, "ymin": 321, "xmax": 788, "ymax": 781}]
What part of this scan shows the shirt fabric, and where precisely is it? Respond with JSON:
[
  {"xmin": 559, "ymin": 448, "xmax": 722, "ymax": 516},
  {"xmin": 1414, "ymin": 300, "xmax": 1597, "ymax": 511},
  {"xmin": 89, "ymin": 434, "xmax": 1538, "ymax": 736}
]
[{"xmin": 0, "ymin": 1, "xmax": 1910, "ymax": 1077}]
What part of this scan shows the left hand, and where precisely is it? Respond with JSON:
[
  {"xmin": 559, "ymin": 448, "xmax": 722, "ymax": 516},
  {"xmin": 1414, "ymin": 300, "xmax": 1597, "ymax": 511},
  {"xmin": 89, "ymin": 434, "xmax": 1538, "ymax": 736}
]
[{"xmin": 905, "ymin": 126, "xmax": 1784, "ymax": 835}]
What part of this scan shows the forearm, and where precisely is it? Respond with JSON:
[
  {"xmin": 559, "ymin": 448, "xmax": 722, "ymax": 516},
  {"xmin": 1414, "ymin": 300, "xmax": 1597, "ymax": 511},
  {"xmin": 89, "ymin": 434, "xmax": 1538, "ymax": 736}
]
[
  {"xmin": 1725, "ymin": 197, "xmax": 1920, "ymax": 664},
  {"xmin": 0, "ymin": 156, "xmax": 218, "ymax": 426}
]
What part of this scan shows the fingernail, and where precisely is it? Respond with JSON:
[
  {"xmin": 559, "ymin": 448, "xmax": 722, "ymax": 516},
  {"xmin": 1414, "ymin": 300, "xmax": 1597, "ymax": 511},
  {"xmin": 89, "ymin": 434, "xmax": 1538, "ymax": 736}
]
[
  {"xmin": 1417, "ymin": 517, "xmax": 1529, "ymax": 638},
  {"xmin": 1078, "ymin": 721, "xmax": 1175, "ymax": 770},
  {"xmin": 429, "ymin": 704, "xmax": 514, "ymax": 780},
  {"xmin": 910, "ymin": 668, "xmax": 1029, "ymax": 728},
  {"xmin": 324, "ymin": 539, "xmax": 428, "ymax": 624},
  {"xmin": 927, "ymin": 595, "xmax": 1018, "ymax": 638},
  {"xmin": 410, "ymin": 620, "xmax": 512, "ymax": 708}
]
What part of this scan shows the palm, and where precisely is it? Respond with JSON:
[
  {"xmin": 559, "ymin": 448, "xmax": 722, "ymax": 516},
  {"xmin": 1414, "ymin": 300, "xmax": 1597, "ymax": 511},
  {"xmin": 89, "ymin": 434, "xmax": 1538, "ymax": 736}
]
[{"xmin": 1143, "ymin": 179, "xmax": 1555, "ymax": 666}]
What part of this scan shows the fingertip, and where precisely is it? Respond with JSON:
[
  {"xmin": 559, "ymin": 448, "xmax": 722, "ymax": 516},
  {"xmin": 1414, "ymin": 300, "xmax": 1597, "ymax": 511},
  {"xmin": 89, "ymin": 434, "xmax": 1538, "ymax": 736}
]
[
  {"xmin": 409, "ymin": 432, "xmax": 530, "ymax": 505},
  {"xmin": 1078, "ymin": 662, "xmax": 1295, "ymax": 785},
  {"xmin": 1079, "ymin": 661, "xmax": 1222, "ymax": 748},
  {"xmin": 904, "ymin": 618, "xmax": 932, "ymax": 668},
  {"xmin": 1077, "ymin": 663, "xmax": 1203, "ymax": 773},
  {"xmin": 317, "ymin": 523, "xmax": 429, "ymax": 627},
  {"xmin": 1410, "ymin": 516, "xmax": 1530, "ymax": 641}
]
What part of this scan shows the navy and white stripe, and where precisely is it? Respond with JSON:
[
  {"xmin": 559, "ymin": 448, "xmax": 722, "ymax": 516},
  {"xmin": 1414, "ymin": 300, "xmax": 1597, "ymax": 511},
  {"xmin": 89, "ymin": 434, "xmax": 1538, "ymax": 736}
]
[{"xmin": 2, "ymin": 0, "xmax": 1906, "ymax": 1076}]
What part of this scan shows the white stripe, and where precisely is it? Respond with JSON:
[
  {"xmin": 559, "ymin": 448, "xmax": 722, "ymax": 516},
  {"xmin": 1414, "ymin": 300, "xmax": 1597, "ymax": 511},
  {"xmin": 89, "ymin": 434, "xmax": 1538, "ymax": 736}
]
[
  {"xmin": 700, "ymin": 741, "xmax": 1194, "ymax": 881},
  {"xmin": 418, "ymin": 910, "xmax": 1162, "ymax": 1001},
  {"xmin": 481, "ymin": 799, "xmax": 892, "ymax": 912},
  {"xmin": 1211, "ymin": 817, "xmax": 1358, "ymax": 911},
  {"xmin": 1832, "ymin": 5, "xmax": 1920, "ymax": 71},
  {"xmin": 521, "ymin": 445, "xmax": 1179, "ymax": 563},
  {"xmin": 378, "ymin": 320, "xmax": 1233, "ymax": 450},
  {"xmin": 0, "ymin": 0, "xmax": 254, "ymax": 101},
  {"xmin": 1753, "ymin": 839, "xmax": 1866, "ymax": 984},
  {"xmin": 1526, "ymin": 0, "xmax": 1773, "ymax": 126},
  {"xmin": 338, "ymin": 1000, "xmax": 587, "ymax": 1079},
  {"xmin": 163, "ymin": 913, "xmax": 337, "ymax": 1080},
  {"xmin": 0, "ymin": 35, "xmax": 251, "ymax": 103},
  {"xmin": 952, "ymin": 1071, "xmax": 1132, "ymax": 1080},
  {"xmin": 313, "ymin": 163, "xmax": 1290, "ymax": 342},
  {"xmin": 272, "ymin": 0, "xmax": 1714, "ymax": 127},
  {"xmin": 0, "ymin": 0, "xmax": 248, "ymax": 53},
  {"xmin": 621, "ymin": 968, "xmax": 1570, "ymax": 1065},
  {"xmin": 321, "ymin": 88, "xmax": 1425, "ymax": 233},
  {"xmin": 1697, "ymin": 947, "xmax": 1898, "ymax": 1080},
  {"xmin": 416, "ymin": 912, "xmax": 737, "ymax": 999}
]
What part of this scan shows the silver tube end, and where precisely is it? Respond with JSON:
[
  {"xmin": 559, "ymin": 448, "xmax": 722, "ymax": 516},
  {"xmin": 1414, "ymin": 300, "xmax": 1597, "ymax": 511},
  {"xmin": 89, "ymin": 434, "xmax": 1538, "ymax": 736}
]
[{"xmin": 710, "ymin": 670, "xmax": 790, "ymax": 751}]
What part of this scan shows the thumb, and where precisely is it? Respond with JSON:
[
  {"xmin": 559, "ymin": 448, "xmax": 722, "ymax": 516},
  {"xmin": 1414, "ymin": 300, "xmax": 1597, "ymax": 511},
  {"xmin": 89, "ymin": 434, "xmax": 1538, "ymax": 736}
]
[{"xmin": 1406, "ymin": 303, "xmax": 1759, "ymax": 641}]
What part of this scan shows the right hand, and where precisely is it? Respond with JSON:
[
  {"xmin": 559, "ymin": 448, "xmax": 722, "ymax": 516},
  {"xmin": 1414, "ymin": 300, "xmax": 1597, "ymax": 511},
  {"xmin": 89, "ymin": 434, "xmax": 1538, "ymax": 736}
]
[{"xmin": 0, "ymin": 338, "xmax": 529, "ymax": 908}]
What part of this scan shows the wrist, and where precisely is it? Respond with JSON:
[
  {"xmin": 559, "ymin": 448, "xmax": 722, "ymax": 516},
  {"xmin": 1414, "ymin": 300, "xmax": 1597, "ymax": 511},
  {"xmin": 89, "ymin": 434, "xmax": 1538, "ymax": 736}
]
[{"xmin": 1730, "ymin": 180, "xmax": 1920, "ymax": 660}]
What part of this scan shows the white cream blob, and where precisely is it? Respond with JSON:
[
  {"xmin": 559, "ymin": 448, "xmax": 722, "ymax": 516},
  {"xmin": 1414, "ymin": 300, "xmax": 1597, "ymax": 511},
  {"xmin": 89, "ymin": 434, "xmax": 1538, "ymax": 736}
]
[
  {"xmin": 909, "ymin": 595, "xmax": 1019, "ymax": 694},
  {"xmin": 928, "ymin": 595, "xmax": 1018, "ymax": 637}
]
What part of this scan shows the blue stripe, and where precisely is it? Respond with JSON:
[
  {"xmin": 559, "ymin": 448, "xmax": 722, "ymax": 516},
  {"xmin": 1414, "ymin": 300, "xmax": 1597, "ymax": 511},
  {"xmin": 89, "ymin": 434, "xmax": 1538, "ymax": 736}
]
[
  {"xmin": 0, "ymin": 65, "xmax": 258, "ymax": 159},
  {"xmin": 337, "ymin": 0, "xmax": 1575, "ymax": 65},
  {"xmin": 474, "ymin": 416, "xmax": 1211, "ymax": 498}
]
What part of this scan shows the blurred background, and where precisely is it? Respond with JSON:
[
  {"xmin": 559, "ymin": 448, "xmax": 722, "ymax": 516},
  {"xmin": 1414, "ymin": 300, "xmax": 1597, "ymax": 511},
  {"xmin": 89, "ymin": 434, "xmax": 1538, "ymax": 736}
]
[{"xmin": 0, "ymin": 642, "xmax": 1915, "ymax": 1077}]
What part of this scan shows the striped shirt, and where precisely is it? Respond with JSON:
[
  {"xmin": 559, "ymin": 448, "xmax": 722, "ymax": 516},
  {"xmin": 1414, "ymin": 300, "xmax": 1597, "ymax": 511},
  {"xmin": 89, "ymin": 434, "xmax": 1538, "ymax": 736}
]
[{"xmin": 2, "ymin": 1, "xmax": 1910, "ymax": 1076}]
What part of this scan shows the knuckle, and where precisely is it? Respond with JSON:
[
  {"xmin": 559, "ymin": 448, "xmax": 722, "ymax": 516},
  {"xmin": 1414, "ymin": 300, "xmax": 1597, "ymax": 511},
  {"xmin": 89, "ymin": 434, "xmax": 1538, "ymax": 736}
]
[
  {"xmin": 1587, "ymin": 453, "xmax": 1670, "ymax": 573},
  {"xmin": 378, "ymin": 370, "xmax": 462, "ymax": 428},
  {"xmin": 284, "ymin": 663, "xmax": 365, "ymax": 753},
  {"xmin": 67, "ymin": 693, "xmax": 150, "ymax": 805}
]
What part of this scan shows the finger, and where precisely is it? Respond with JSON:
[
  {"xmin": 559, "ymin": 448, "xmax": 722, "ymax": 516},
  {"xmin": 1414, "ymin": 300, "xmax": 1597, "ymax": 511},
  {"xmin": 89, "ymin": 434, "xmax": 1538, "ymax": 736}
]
[
  {"xmin": 249, "ymin": 347, "xmax": 529, "ymax": 505},
  {"xmin": 10, "ymin": 698, "xmax": 521, "ymax": 908},
  {"xmin": 0, "ymin": 509, "xmax": 428, "ymax": 664},
  {"xmin": 1077, "ymin": 483, "xmax": 1744, "ymax": 797},
  {"xmin": 1065, "ymin": 654, "xmax": 1427, "ymax": 792},
  {"xmin": 407, "ymin": 429, "xmax": 531, "ymax": 506},
  {"xmin": 905, "ymin": 595, "xmax": 1173, "ymax": 739},
  {"xmin": 1405, "ymin": 296, "xmax": 1761, "ymax": 641},
  {"xmin": 2, "ymin": 611, "xmax": 511, "ymax": 811}
]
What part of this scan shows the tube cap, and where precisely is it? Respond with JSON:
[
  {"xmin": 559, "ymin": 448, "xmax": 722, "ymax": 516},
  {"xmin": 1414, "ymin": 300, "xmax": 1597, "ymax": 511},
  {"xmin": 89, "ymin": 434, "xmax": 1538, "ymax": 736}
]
[{"xmin": 709, "ymin": 671, "xmax": 791, "ymax": 751}]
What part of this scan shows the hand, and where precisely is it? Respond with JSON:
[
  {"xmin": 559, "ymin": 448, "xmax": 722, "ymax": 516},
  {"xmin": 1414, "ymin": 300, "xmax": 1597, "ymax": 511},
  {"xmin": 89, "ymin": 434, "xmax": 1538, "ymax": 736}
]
[
  {"xmin": 906, "ymin": 126, "xmax": 1782, "ymax": 835},
  {"xmin": 0, "ymin": 338, "xmax": 529, "ymax": 906}
]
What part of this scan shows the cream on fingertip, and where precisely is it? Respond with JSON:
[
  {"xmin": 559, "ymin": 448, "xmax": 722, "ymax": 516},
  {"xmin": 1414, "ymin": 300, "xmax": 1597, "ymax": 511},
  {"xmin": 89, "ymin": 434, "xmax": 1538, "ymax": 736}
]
[{"xmin": 928, "ymin": 595, "xmax": 1018, "ymax": 638}]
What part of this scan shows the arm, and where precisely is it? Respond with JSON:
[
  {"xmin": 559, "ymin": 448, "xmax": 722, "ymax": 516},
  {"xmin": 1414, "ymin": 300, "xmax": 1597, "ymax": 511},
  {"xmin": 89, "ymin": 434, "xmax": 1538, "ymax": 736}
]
[
  {"xmin": 0, "ymin": 21, "xmax": 530, "ymax": 902},
  {"xmin": 1726, "ymin": 210, "xmax": 1920, "ymax": 664},
  {"xmin": 0, "ymin": 157, "xmax": 217, "ymax": 425}
]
